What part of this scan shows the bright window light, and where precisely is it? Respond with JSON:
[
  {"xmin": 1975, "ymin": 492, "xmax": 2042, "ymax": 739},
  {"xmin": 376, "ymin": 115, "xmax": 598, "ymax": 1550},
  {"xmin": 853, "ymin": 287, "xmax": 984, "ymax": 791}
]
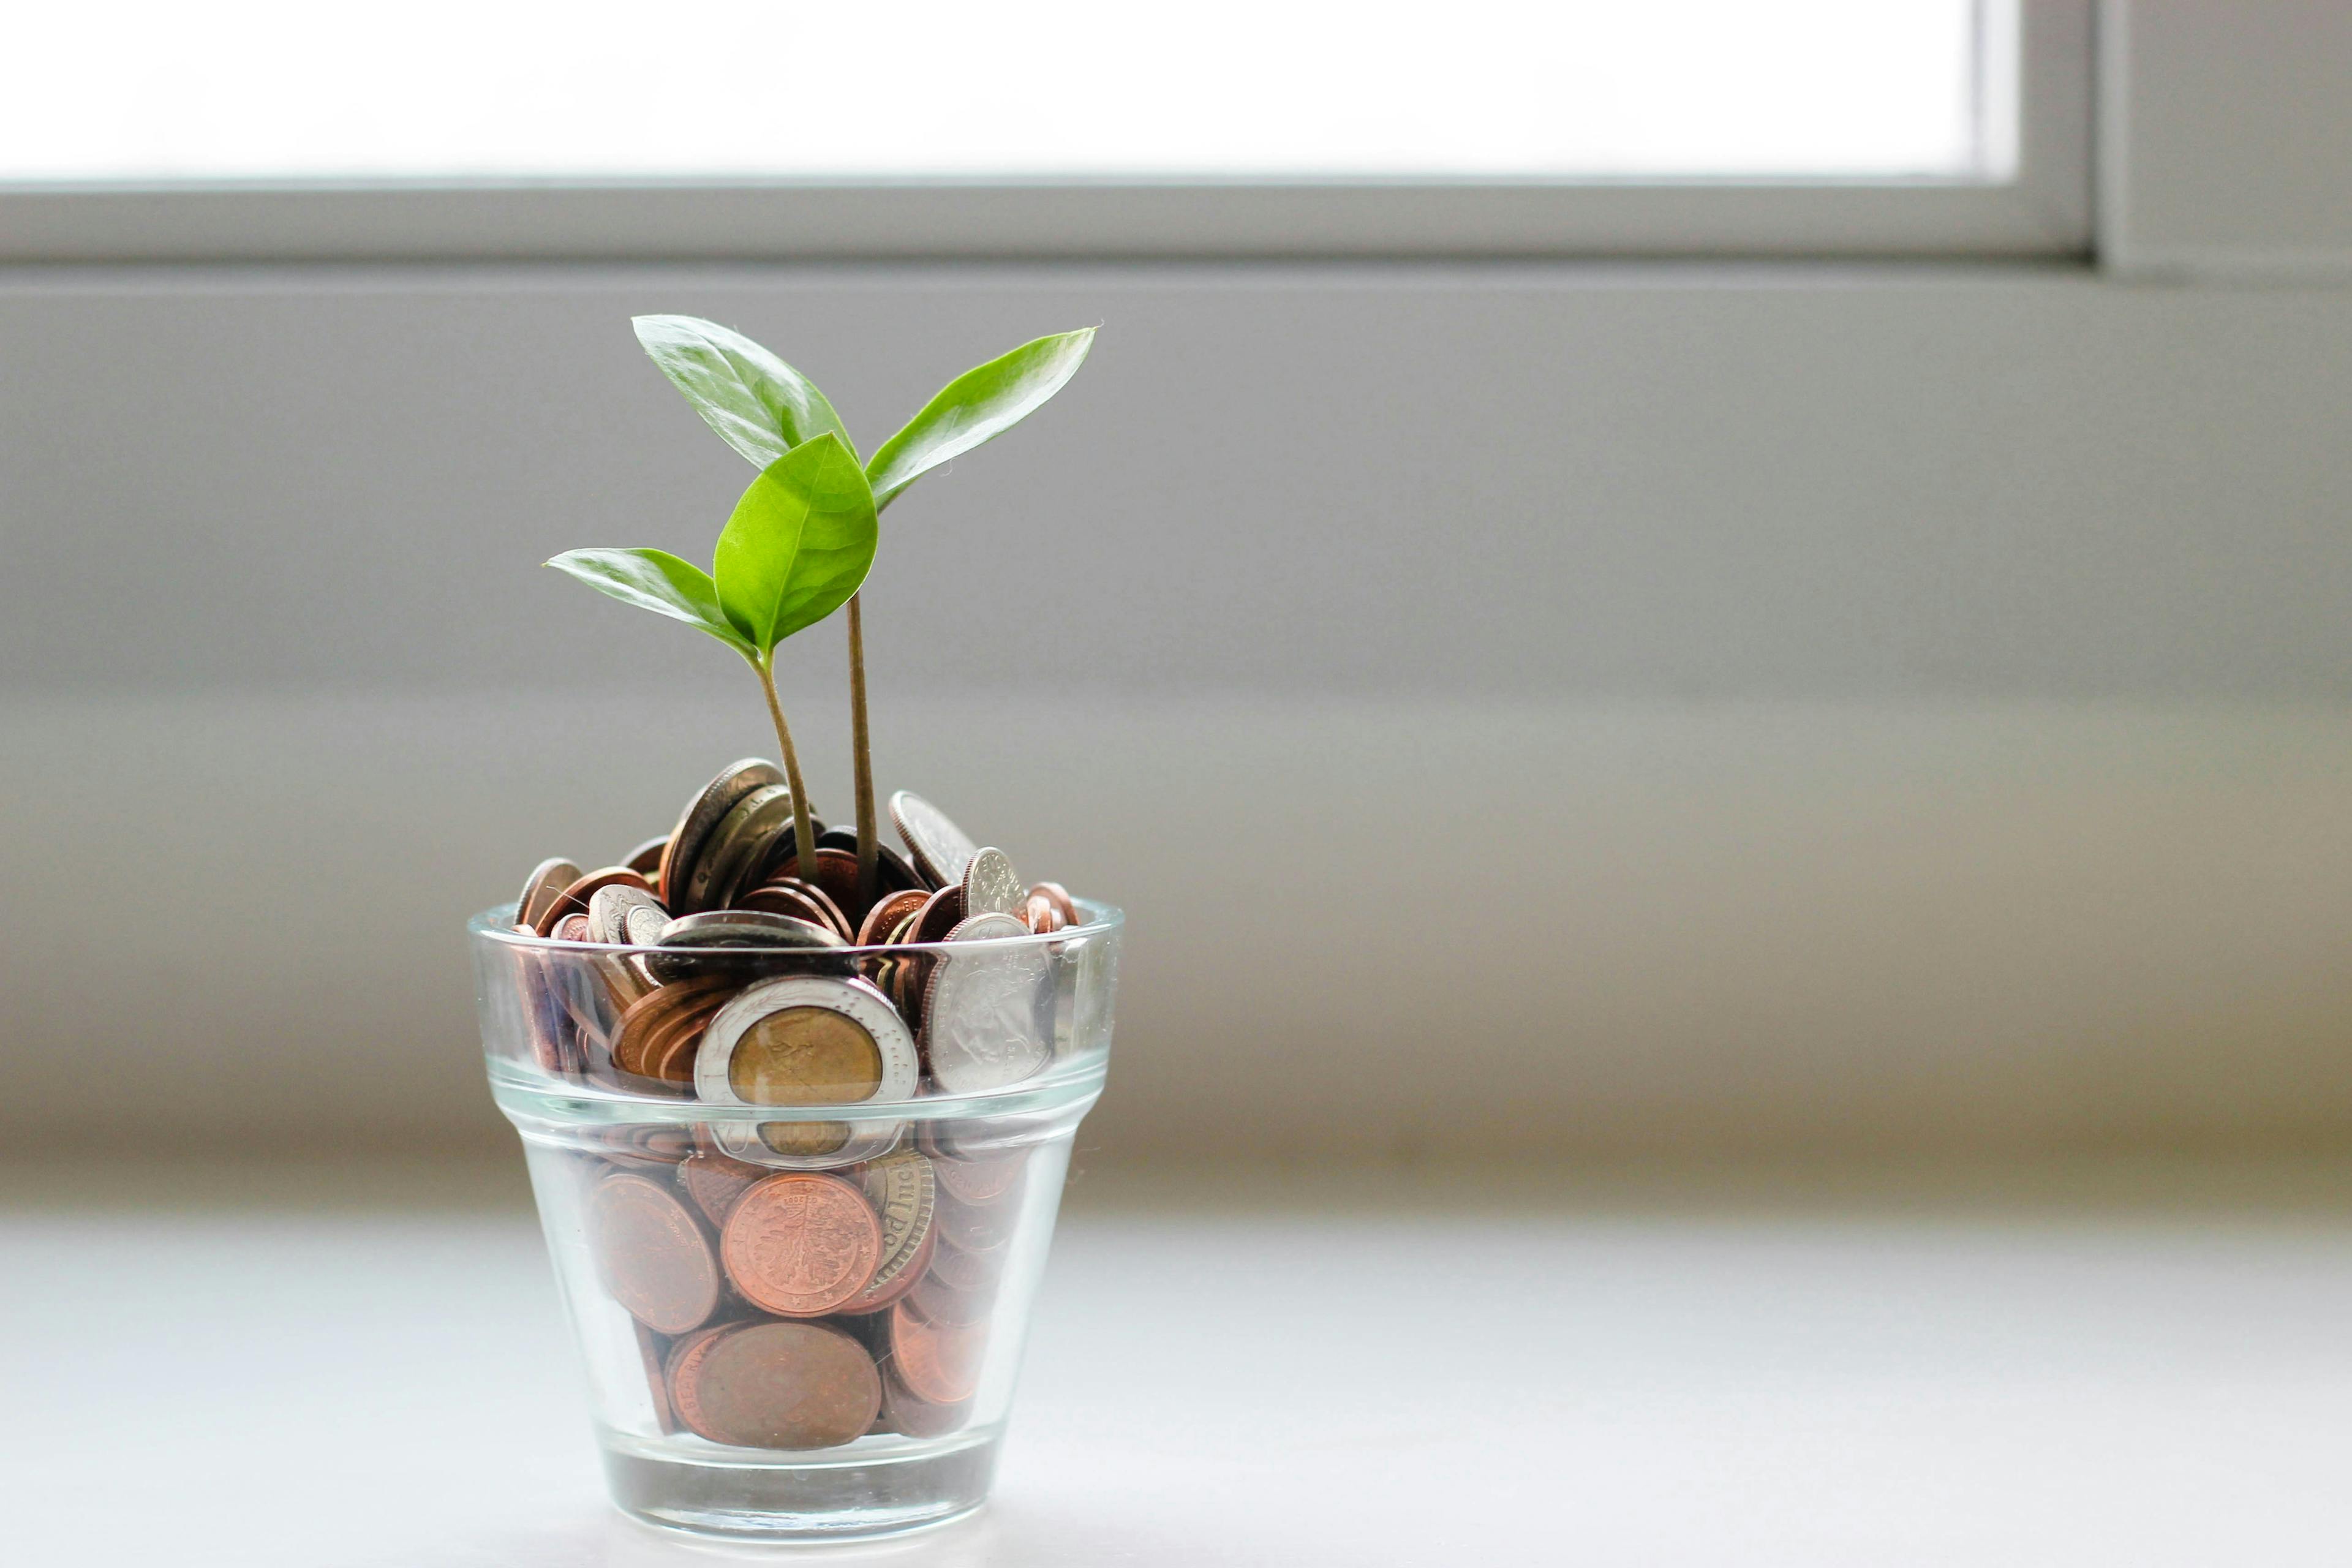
[{"xmin": 7, "ymin": 1, "xmax": 2009, "ymax": 184}]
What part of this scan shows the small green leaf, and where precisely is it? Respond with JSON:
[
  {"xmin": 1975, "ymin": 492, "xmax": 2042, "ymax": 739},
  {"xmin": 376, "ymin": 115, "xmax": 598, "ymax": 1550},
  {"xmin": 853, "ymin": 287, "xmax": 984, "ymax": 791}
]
[
  {"xmin": 866, "ymin": 328, "xmax": 1095, "ymax": 510},
  {"xmin": 633, "ymin": 314, "xmax": 854, "ymax": 470},
  {"xmin": 545, "ymin": 547, "xmax": 753, "ymax": 656},
  {"xmin": 714, "ymin": 434, "xmax": 878, "ymax": 655}
]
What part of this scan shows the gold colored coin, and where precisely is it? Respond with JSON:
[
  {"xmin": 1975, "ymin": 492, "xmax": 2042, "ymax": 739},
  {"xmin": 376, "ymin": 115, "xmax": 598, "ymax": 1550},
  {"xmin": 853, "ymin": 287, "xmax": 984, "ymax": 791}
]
[{"xmin": 728, "ymin": 1006, "xmax": 885, "ymax": 1105}]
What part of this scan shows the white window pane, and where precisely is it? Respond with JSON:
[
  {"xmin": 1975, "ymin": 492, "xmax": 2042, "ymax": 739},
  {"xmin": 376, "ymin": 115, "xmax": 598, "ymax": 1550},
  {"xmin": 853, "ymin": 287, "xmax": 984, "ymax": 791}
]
[{"xmin": 7, "ymin": 1, "xmax": 2002, "ymax": 184}]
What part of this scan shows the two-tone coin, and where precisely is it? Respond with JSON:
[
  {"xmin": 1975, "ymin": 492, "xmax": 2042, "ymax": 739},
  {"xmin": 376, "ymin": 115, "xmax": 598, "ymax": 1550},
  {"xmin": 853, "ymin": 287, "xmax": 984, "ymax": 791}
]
[
  {"xmin": 889, "ymin": 791, "xmax": 979, "ymax": 890},
  {"xmin": 923, "ymin": 912, "xmax": 1052, "ymax": 1093},
  {"xmin": 695, "ymin": 975, "xmax": 919, "ymax": 1166},
  {"xmin": 694, "ymin": 975, "xmax": 919, "ymax": 1107}
]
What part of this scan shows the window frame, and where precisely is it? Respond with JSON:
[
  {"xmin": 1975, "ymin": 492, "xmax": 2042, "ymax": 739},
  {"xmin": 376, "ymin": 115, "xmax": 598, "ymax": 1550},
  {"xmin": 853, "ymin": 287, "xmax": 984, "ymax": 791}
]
[{"xmin": 0, "ymin": 0, "xmax": 2092, "ymax": 264}]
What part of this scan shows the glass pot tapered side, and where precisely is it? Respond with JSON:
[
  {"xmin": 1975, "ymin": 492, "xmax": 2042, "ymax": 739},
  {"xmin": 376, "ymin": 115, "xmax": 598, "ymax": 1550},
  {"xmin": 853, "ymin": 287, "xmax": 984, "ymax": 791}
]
[{"xmin": 470, "ymin": 903, "xmax": 1121, "ymax": 1542}]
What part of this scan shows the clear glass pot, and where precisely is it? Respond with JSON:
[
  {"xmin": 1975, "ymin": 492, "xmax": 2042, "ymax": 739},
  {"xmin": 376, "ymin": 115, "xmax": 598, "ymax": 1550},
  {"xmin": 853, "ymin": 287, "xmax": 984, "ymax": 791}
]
[{"xmin": 470, "ymin": 900, "xmax": 1121, "ymax": 1541}]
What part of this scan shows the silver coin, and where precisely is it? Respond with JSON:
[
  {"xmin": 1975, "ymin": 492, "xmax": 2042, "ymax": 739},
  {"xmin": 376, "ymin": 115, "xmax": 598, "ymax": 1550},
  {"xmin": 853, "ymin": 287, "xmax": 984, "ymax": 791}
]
[
  {"xmin": 661, "ymin": 758, "xmax": 783, "ymax": 911},
  {"xmin": 685, "ymin": 783, "xmax": 798, "ymax": 912},
  {"xmin": 890, "ymin": 790, "xmax": 979, "ymax": 891},
  {"xmin": 517, "ymin": 857, "xmax": 583, "ymax": 929},
  {"xmin": 922, "ymin": 912, "xmax": 1052, "ymax": 1093},
  {"xmin": 587, "ymin": 884, "xmax": 668, "ymax": 946},
  {"xmin": 961, "ymin": 847, "xmax": 1023, "ymax": 919}
]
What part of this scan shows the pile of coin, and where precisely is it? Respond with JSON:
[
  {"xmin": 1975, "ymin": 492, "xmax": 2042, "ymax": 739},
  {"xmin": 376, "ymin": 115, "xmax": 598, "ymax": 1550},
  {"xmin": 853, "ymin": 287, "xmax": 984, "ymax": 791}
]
[
  {"xmin": 510, "ymin": 758, "xmax": 1080, "ymax": 1101},
  {"xmin": 504, "ymin": 758, "xmax": 1085, "ymax": 1450},
  {"xmin": 586, "ymin": 1123, "xmax": 1026, "ymax": 1446}
]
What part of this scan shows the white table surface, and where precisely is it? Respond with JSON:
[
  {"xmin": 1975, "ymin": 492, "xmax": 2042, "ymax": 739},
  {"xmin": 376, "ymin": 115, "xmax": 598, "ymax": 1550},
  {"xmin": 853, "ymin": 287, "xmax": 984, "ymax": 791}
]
[{"xmin": 6, "ymin": 1156, "xmax": 2351, "ymax": 1566}]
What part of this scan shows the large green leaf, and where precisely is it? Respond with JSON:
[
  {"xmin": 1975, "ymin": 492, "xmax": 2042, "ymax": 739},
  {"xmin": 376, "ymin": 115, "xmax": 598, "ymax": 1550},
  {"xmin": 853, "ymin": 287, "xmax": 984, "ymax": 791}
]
[
  {"xmin": 713, "ymin": 434, "xmax": 878, "ymax": 654},
  {"xmin": 865, "ymin": 328, "xmax": 1095, "ymax": 510},
  {"xmin": 545, "ymin": 547, "xmax": 753, "ymax": 656},
  {"xmin": 633, "ymin": 314, "xmax": 854, "ymax": 470}
]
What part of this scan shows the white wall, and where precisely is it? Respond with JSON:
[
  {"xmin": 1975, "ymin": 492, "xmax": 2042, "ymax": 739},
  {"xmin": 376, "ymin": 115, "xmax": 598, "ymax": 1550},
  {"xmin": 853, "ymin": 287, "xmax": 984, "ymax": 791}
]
[{"xmin": 6, "ymin": 265, "xmax": 2352, "ymax": 1159}]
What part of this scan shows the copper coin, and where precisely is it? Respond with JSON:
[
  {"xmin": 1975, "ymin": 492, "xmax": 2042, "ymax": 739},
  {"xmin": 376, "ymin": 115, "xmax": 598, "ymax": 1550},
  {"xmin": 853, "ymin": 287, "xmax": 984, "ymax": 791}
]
[
  {"xmin": 600, "ymin": 1123, "xmax": 696, "ymax": 1172},
  {"xmin": 678, "ymin": 1150, "xmax": 767, "ymax": 1227},
  {"xmin": 665, "ymin": 1320, "xmax": 744, "ymax": 1441},
  {"xmin": 767, "ymin": 848, "xmax": 870, "ymax": 925},
  {"xmin": 1022, "ymin": 891, "xmax": 1066, "ymax": 935},
  {"xmin": 649, "ymin": 1005, "xmax": 725, "ymax": 1083},
  {"xmin": 636, "ymin": 1322, "xmax": 677, "ymax": 1434},
  {"xmin": 1030, "ymin": 881, "xmax": 1079, "ymax": 926},
  {"xmin": 551, "ymin": 911, "xmax": 592, "ymax": 943},
  {"xmin": 934, "ymin": 1188, "xmax": 1017, "ymax": 1254},
  {"xmin": 815, "ymin": 826, "xmax": 924, "ymax": 897},
  {"xmin": 908, "ymin": 885, "xmax": 965, "ymax": 946},
  {"xmin": 592, "ymin": 951, "xmax": 656, "ymax": 1016},
  {"xmin": 856, "ymin": 889, "xmax": 930, "ymax": 948},
  {"xmin": 612, "ymin": 975, "xmax": 736, "ymax": 1077},
  {"xmin": 658, "ymin": 758, "xmax": 784, "ymax": 913},
  {"xmin": 908, "ymin": 1271, "xmax": 991, "ymax": 1327},
  {"xmin": 878, "ymin": 1369, "xmax": 970, "ymax": 1438},
  {"xmin": 840, "ymin": 1148, "xmax": 938, "ymax": 1315},
  {"xmin": 690, "ymin": 1320, "xmax": 881, "ymax": 1451},
  {"xmin": 517, "ymin": 857, "xmax": 583, "ymax": 930},
  {"xmin": 927, "ymin": 1234, "xmax": 1008, "ymax": 1293},
  {"xmin": 738, "ymin": 878, "xmax": 853, "ymax": 941},
  {"xmin": 535, "ymin": 865, "xmax": 654, "ymax": 937},
  {"xmin": 624, "ymin": 835, "xmax": 670, "ymax": 878},
  {"xmin": 588, "ymin": 1172, "xmax": 720, "ymax": 1335},
  {"xmin": 889, "ymin": 1300, "xmax": 987, "ymax": 1406},
  {"xmin": 720, "ymin": 1173, "xmax": 884, "ymax": 1317},
  {"xmin": 934, "ymin": 1149, "xmax": 1027, "ymax": 1206}
]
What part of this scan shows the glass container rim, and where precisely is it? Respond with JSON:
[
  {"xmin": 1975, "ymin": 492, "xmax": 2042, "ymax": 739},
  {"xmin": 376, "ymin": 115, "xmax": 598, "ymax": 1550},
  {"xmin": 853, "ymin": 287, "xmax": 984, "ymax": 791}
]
[{"xmin": 470, "ymin": 896, "xmax": 1123, "ymax": 959}]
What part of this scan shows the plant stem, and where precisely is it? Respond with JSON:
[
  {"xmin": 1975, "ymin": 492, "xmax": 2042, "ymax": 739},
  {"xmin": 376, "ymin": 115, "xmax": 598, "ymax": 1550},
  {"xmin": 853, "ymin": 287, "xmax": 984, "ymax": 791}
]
[
  {"xmin": 846, "ymin": 592, "xmax": 879, "ymax": 907},
  {"xmin": 753, "ymin": 654, "xmax": 820, "ymax": 889}
]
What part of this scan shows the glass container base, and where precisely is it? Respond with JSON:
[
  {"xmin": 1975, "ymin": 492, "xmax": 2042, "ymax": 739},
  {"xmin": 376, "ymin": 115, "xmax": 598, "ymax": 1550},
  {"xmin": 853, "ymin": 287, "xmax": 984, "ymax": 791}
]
[{"xmin": 601, "ymin": 1429, "xmax": 1001, "ymax": 1541}]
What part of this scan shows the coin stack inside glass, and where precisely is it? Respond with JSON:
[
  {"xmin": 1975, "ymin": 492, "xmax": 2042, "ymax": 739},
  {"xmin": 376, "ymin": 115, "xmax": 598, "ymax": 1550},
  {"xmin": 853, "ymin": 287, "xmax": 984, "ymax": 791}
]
[{"xmin": 507, "ymin": 759, "xmax": 1084, "ymax": 1450}]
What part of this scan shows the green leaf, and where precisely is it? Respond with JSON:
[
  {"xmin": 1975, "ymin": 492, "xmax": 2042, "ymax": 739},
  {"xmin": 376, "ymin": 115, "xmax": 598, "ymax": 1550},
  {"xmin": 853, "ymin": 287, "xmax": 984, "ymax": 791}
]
[
  {"xmin": 545, "ymin": 547, "xmax": 753, "ymax": 656},
  {"xmin": 713, "ymin": 434, "xmax": 879, "ymax": 655},
  {"xmin": 865, "ymin": 328, "xmax": 1095, "ymax": 510},
  {"xmin": 632, "ymin": 314, "xmax": 854, "ymax": 470}
]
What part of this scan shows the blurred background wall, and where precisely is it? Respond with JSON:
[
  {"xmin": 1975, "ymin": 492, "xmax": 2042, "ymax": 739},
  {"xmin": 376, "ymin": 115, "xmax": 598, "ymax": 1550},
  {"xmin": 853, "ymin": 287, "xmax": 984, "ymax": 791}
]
[
  {"xmin": 8, "ymin": 265, "xmax": 2352, "ymax": 1161},
  {"xmin": 6, "ymin": 2, "xmax": 2352, "ymax": 1164}
]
